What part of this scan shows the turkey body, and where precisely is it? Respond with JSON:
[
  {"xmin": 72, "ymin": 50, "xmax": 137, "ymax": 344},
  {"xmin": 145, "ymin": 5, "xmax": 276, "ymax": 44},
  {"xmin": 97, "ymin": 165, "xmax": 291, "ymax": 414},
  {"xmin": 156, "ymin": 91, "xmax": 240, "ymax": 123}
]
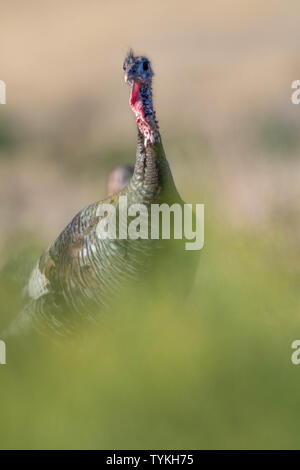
[
  {"xmin": 6, "ymin": 132, "xmax": 196, "ymax": 336},
  {"xmin": 3, "ymin": 52, "xmax": 198, "ymax": 337}
]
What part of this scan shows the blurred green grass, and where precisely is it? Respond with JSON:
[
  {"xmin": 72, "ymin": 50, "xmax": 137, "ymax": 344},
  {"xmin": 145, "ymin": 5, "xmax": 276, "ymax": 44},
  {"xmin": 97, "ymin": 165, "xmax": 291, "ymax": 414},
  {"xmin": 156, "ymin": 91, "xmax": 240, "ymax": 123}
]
[{"xmin": 0, "ymin": 210, "xmax": 299, "ymax": 450}]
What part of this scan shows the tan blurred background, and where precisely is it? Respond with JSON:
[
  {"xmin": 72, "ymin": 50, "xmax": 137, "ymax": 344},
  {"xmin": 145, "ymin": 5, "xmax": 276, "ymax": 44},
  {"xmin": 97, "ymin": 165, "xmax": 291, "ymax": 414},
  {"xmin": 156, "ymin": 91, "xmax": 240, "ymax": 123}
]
[{"xmin": 0, "ymin": 0, "xmax": 300, "ymax": 246}]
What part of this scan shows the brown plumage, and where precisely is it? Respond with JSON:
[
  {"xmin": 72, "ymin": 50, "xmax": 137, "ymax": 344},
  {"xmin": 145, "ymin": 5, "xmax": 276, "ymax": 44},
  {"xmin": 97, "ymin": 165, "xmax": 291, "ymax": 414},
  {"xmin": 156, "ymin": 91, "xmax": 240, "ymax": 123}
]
[{"xmin": 3, "ymin": 51, "xmax": 197, "ymax": 337}]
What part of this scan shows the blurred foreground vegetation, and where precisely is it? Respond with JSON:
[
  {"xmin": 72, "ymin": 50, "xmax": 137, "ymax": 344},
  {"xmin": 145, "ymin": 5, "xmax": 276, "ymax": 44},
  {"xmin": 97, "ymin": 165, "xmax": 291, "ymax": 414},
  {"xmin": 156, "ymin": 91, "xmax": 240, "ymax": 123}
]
[{"xmin": 0, "ymin": 207, "xmax": 299, "ymax": 450}]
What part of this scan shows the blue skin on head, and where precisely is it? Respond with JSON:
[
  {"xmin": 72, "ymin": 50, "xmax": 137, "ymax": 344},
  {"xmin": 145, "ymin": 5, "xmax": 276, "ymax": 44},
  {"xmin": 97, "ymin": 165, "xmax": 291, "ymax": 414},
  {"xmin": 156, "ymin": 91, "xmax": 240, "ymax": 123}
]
[{"xmin": 123, "ymin": 51, "xmax": 158, "ymax": 145}]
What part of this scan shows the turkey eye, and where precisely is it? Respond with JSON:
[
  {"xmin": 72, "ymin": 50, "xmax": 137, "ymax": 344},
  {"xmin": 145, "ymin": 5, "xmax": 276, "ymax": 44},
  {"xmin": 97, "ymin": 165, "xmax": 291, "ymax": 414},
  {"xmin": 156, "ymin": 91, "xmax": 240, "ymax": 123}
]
[{"xmin": 143, "ymin": 61, "xmax": 148, "ymax": 71}]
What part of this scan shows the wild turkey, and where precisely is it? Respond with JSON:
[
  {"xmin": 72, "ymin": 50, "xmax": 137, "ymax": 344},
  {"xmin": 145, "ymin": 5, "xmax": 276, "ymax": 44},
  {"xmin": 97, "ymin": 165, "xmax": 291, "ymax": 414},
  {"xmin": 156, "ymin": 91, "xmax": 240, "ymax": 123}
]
[
  {"xmin": 107, "ymin": 165, "xmax": 134, "ymax": 196},
  {"xmin": 3, "ymin": 50, "xmax": 197, "ymax": 337}
]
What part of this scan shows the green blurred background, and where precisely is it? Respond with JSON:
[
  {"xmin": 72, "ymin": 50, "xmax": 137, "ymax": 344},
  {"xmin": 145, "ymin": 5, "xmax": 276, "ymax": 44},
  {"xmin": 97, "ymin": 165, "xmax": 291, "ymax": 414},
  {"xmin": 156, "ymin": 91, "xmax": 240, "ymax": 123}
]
[{"xmin": 0, "ymin": 0, "xmax": 300, "ymax": 449}]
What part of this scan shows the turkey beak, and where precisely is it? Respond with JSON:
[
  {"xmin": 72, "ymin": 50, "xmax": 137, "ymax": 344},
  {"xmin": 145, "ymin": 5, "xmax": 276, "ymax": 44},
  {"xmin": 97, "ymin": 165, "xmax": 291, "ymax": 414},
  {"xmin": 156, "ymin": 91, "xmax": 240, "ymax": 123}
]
[{"xmin": 124, "ymin": 67, "xmax": 134, "ymax": 85}]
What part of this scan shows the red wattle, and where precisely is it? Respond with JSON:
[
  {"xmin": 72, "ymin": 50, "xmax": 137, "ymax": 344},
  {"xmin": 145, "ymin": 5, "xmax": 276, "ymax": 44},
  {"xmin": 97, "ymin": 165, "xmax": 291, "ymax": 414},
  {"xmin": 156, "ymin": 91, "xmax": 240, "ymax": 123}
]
[
  {"xmin": 130, "ymin": 81, "xmax": 140, "ymax": 108},
  {"xmin": 130, "ymin": 80, "xmax": 153, "ymax": 144}
]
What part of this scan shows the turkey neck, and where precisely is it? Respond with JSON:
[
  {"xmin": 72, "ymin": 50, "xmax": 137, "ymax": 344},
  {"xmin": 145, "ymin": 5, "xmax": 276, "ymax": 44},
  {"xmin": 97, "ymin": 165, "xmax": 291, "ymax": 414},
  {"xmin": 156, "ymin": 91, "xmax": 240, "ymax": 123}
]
[
  {"xmin": 128, "ymin": 80, "xmax": 181, "ymax": 205},
  {"xmin": 127, "ymin": 130, "xmax": 181, "ymax": 205}
]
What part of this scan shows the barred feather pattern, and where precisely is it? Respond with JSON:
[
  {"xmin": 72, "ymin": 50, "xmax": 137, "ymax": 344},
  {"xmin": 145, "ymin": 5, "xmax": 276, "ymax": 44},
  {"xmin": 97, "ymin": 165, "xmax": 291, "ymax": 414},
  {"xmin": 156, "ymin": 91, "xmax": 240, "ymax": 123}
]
[{"xmin": 9, "ymin": 130, "xmax": 184, "ymax": 336}]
